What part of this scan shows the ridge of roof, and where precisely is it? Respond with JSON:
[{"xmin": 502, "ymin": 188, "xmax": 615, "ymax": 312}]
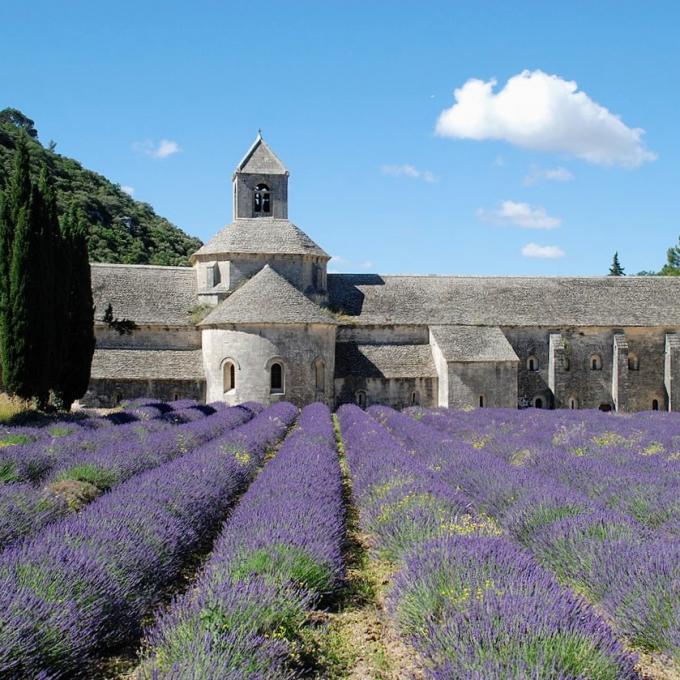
[
  {"xmin": 91, "ymin": 262, "xmax": 192, "ymax": 271},
  {"xmin": 199, "ymin": 265, "xmax": 336, "ymax": 326}
]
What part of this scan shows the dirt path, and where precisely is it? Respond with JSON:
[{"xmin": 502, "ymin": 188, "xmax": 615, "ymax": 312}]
[{"xmin": 308, "ymin": 418, "xmax": 423, "ymax": 679}]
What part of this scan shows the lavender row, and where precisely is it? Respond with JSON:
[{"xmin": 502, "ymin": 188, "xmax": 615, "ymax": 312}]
[
  {"xmin": 140, "ymin": 403, "xmax": 345, "ymax": 679},
  {"xmin": 0, "ymin": 401, "xmax": 297, "ymax": 678},
  {"xmin": 399, "ymin": 407, "xmax": 680, "ymax": 666},
  {"xmin": 0, "ymin": 417, "xmax": 169, "ymax": 485},
  {"xmin": 416, "ymin": 406, "xmax": 680, "ymax": 534},
  {"xmin": 339, "ymin": 405, "xmax": 638, "ymax": 679},
  {"xmin": 0, "ymin": 406, "xmax": 254, "ymax": 552}
]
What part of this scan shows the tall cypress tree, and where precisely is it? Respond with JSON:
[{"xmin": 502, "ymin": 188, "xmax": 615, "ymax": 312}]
[
  {"xmin": 0, "ymin": 136, "xmax": 33, "ymax": 395},
  {"xmin": 56, "ymin": 205, "xmax": 95, "ymax": 410},
  {"xmin": 609, "ymin": 252, "xmax": 625, "ymax": 276}
]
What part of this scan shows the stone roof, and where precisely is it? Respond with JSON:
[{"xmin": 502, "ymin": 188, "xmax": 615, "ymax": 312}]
[
  {"xmin": 200, "ymin": 265, "xmax": 337, "ymax": 326},
  {"xmin": 328, "ymin": 274, "xmax": 680, "ymax": 327},
  {"xmin": 236, "ymin": 135, "xmax": 288, "ymax": 175},
  {"xmin": 430, "ymin": 325, "xmax": 519, "ymax": 362},
  {"xmin": 192, "ymin": 218, "xmax": 329, "ymax": 259},
  {"xmin": 91, "ymin": 264, "xmax": 197, "ymax": 326},
  {"xmin": 335, "ymin": 343, "xmax": 437, "ymax": 378},
  {"xmin": 90, "ymin": 349, "xmax": 204, "ymax": 381}
]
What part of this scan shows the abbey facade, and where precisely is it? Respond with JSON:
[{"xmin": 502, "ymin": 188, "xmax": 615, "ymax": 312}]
[{"xmin": 86, "ymin": 136, "xmax": 680, "ymax": 412}]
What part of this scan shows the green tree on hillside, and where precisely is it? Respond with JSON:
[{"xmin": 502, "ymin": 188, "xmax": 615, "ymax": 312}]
[
  {"xmin": 608, "ymin": 252, "xmax": 625, "ymax": 276},
  {"xmin": 659, "ymin": 236, "xmax": 680, "ymax": 276}
]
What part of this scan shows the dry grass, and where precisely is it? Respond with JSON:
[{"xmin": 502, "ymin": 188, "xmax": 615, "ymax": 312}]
[{"xmin": 0, "ymin": 393, "xmax": 34, "ymax": 425}]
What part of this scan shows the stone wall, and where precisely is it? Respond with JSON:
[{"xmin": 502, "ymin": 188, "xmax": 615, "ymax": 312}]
[
  {"xmin": 447, "ymin": 361, "xmax": 517, "ymax": 409},
  {"xmin": 95, "ymin": 325, "xmax": 201, "ymax": 350},
  {"xmin": 337, "ymin": 324, "xmax": 429, "ymax": 345},
  {"xmin": 334, "ymin": 376, "xmax": 436, "ymax": 409},
  {"xmin": 82, "ymin": 379, "xmax": 205, "ymax": 407},
  {"xmin": 201, "ymin": 323, "xmax": 336, "ymax": 406}
]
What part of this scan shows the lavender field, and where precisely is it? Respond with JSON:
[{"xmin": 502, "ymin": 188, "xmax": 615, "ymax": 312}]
[{"xmin": 0, "ymin": 401, "xmax": 679, "ymax": 678}]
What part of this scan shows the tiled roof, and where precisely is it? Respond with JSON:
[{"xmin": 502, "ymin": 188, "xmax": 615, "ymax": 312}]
[
  {"xmin": 328, "ymin": 274, "xmax": 680, "ymax": 327},
  {"xmin": 334, "ymin": 343, "xmax": 437, "ymax": 378},
  {"xmin": 236, "ymin": 135, "xmax": 287, "ymax": 175},
  {"xmin": 91, "ymin": 264, "xmax": 197, "ymax": 326},
  {"xmin": 200, "ymin": 265, "xmax": 336, "ymax": 326},
  {"xmin": 430, "ymin": 325, "xmax": 519, "ymax": 362},
  {"xmin": 192, "ymin": 218, "xmax": 329, "ymax": 259},
  {"xmin": 90, "ymin": 349, "xmax": 204, "ymax": 380}
]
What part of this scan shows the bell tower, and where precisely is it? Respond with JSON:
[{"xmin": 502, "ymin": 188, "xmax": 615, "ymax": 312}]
[{"xmin": 232, "ymin": 132, "xmax": 289, "ymax": 219}]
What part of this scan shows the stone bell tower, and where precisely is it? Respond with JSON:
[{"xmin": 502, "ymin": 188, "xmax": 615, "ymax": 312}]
[{"xmin": 232, "ymin": 132, "xmax": 289, "ymax": 219}]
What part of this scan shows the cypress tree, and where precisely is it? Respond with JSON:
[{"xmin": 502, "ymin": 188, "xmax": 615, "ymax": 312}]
[
  {"xmin": 56, "ymin": 205, "xmax": 95, "ymax": 410},
  {"xmin": 0, "ymin": 136, "xmax": 32, "ymax": 395},
  {"xmin": 608, "ymin": 252, "xmax": 625, "ymax": 276}
]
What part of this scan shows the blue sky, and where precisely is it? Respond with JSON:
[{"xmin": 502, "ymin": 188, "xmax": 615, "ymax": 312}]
[{"xmin": 2, "ymin": 1, "xmax": 678, "ymax": 275}]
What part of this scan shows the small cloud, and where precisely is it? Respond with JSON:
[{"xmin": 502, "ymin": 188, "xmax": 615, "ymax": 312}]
[
  {"xmin": 120, "ymin": 185, "xmax": 135, "ymax": 197},
  {"xmin": 522, "ymin": 242, "xmax": 565, "ymax": 258},
  {"xmin": 477, "ymin": 200, "xmax": 561, "ymax": 229},
  {"xmin": 381, "ymin": 164, "xmax": 437, "ymax": 183},
  {"xmin": 436, "ymin": 70, "xmax": 656, "ymax": 167},
  {"xmin": 133, "ymin": 138, "xmax": 181, "ymax": 159},
  {"xmin": 329, "ymin": 256, "xmax": 375, "ymax": 273},
  {"xmin": 524, "ymin": 165, "xmax": 574, "ymax": 186}
]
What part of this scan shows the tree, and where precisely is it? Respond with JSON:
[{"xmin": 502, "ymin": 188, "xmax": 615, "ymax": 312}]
[
  {"xmin": 608, "ymin": 252, "xmax": 625, "ymax": 276},
  {"xmin": 659, "ymin": 236, "xmax": 680, "ymax": 276},
  {"xmin": 0, "ymin": 108, "xmax": 38, "ymax": 138},
  {"xmin": 55, "ymin": 205, "xmax": 95, "ymax": 410}
]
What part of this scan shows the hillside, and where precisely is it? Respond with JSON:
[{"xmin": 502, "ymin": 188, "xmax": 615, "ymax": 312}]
[{"xmin": 0, "ymin": 109, "xmax": 202, "ymax": 266}]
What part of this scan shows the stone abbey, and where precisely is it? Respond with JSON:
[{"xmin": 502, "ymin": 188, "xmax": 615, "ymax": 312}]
[{"xmin": 86, "ymin": 136, "xmax": 680, "ymax": 411}]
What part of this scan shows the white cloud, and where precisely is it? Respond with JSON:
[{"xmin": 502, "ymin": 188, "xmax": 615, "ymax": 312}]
[
  {"xmin": 120, "ymin": 185, "xmax": 135, "ymax": 197},
  {"xmin": 435, "ymin": 70, "xmax": 656, "ymax": 167},
  {"xmin": 329, "ymin": 256, "xmax": 375, "ymax": 273},
  {"xmin": 381, "ymin": 164, "xmax": 436, "ymax": 182},
  {"xmin": 524, "ymin": 165, "xmax": 574, "ymax": 186},
  {"xmin": 522, "ymin": 242, "xmax": 565, "ymax": 259},
  {"xmin": 133, "ymin": 138, "xmax": 181, "ymax": 159},
  {"xmin": 477, "ymin": 201, "xmax": 561, "ymax": 229}
]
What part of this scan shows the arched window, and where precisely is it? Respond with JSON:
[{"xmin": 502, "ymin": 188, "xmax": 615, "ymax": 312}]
[
  {"xmin": 355, "ymin": 390, "xmax": 367, "ymax": 408},
  {"xmin": 527, "ymin": 356, "xmax": 538, "ymax": 372},
  {"xmin": 411, "ymin": 391, "xmax": 420, "ymax": 406},
  {"xmin": 173, "ymin": 393, "xmax": 180, "ymax": 401},
  {"xmin": 569, "ymin": 397, "xmax": 578, "ymax": 410},
  {"xmin": 114, "ymin": 392, "xmax": 123, "ymax": 406},
  {"xmin": 270, "ymin": 362, "xmax": 284, "ymax": 393},
  {"xmin": 590, "ymin": 354, "xmax": 603, "ymax": 371},
  {"xmin": 253, "ymin": 183, "xmax": 271, "ymax": 214},
  {"xmin": 479, "ymin": 395, "xmax": 485, "ymax": 408},
  {"xmin": 534, "ymin": 397, "xmax": 543, "ymax": 409},
  {"xmin": 223, "ymin": 360, "xmax": 236, "ymax": 392},
  {"xmin": 314, "ymin": 358, "xmax": 325, "ymax": 392},
  {"xmin": 652, "ymin": 399, "xmax": 659, "ymax": 411},
  {"xmin": 628, "ymin": 353, "xmax": 639, "ymax": 371},
  {"xmin": 563, "ymin": 357, "xmax": 570, "ymax": 371}
]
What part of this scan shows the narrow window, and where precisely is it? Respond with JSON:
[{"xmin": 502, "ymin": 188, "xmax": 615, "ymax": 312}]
[
  {"xmin": 652, "ymin": 399, "xmax": 659, "ymax": 411},
  {"xmin": 223, "ymin": 361, "xmax": 235, "ymax": 392},
  {"xmin": 569, "ymin": 398, "xmax": 577, "ymax": 410},
  {"xmin": 270, "ymin": 362, "xmax": 284, "ymax": 393},
  {"xmin": 411, "ymin": 391, "xmax": 420, "ymax": 406},
  {"xmin": 173, "ymin": 393, "xmax": 179, "ymax": 401},
  {"xmin": 590, "ymin": 354, "xmax": 602, "ymax": 371},
  {"xmin": 254, "ymin": 183, "xmax": 271, "ymax": 214},
  {"xmin": 534, "ymin": 397, "xmax": 543, "ymax": 409},
  {"xmin": 115, "ymin": 392, "xmax": 123, "ymax": 406},
  {"xmin": 563, "ymin": 357, "xmax": 570, "ymax": 371},
  {"xmin": 527, "ymin": 357, "xmax": 538, "ymax": 372},
  {"xmin": 356, "ymin": 390, "xmax": 366, "ymax": 408},
  {"xmin": 314, "ymin": 358, "xmax": 325, "ymax": 392},
  {"xmin": 479, "ymin": 395, "xmax": 485, "ymax": 408},
  {"xmin": 628, "ymin": 354, "xmax": 639, "ymax": 371}
]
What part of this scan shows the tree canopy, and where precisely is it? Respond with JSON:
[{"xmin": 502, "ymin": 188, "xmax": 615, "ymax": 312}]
[{"xmin": 0, "ymin": 108, "xmax": 202, "ymax": 266}]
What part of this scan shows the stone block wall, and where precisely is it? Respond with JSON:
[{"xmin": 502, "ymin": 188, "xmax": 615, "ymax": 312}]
[
  {"xmin": 334, "ymin": 376, "xmax": 436, "ymax": 410},
  {"xmin": 81, "ymin": 379, "xmax": 205, "ymax": 407}
]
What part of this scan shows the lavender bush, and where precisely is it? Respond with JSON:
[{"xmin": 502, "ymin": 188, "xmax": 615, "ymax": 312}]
[
  {"xmin": 142, "ymin": 403, "xmax": 343, "ymax": 679},
  {"xmin": 0, "ymin": 402, "xmax": 297, "ymax": 678}
]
